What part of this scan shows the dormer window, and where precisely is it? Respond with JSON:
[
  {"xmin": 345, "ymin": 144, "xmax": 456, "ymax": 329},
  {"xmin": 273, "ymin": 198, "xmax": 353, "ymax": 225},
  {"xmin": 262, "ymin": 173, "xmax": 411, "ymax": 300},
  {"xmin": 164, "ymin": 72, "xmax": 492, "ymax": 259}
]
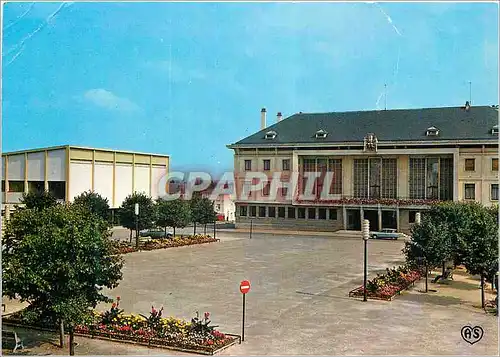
[
  {"xmin": 426, "ymin": 126, "xmax": 439, "ymax": 136},
  {"xmin": 492, "ymin": 125, "xmax": 499, "ymax": 135},
  {"xmin": 265, "ymin": 130, "xmax": 277, "ymax": 140},
  {"xmin": 315, "ymin": 129, "xmax": 328, "ymax": 139}
]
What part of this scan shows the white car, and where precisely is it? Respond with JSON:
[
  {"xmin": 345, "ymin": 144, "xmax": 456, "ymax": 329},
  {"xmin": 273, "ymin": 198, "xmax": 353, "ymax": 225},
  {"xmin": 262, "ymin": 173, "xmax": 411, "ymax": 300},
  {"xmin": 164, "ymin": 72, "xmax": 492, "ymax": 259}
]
[{"xmin": 369, "ymin": 228, "xmax": 399, "ymax": 240}]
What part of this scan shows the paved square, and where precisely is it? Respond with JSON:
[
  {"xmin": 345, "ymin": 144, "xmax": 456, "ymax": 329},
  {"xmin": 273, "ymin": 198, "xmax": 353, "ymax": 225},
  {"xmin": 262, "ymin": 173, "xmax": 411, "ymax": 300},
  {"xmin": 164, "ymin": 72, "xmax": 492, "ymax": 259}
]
[{"xmin": 99, "ymin": 233, "xmax": 498, "ymax": 355}]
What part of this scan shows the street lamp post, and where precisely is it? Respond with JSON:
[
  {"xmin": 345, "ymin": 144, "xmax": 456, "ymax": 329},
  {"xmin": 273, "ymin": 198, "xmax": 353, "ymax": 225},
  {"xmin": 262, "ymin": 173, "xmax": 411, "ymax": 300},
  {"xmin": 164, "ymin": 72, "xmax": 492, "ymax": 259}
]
[
  {"xmin": 362, "ymin": 219, "xmax": 370, "ymax": 302},
  {"xmin": 135, "ymin": 203, "xmax": 140, "ymax": 249}
]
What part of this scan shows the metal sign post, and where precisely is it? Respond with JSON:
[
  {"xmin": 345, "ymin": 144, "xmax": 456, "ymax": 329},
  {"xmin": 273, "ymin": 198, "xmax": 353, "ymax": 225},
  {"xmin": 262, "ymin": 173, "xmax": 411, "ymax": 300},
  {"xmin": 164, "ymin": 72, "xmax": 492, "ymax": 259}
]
[
  {"xmin": 362, "ymin": 219, "xmax": 370, "ymax": 302},
  {"xmin": 239, "ymin": 280, "xmax": 250, "ymax": 342}
]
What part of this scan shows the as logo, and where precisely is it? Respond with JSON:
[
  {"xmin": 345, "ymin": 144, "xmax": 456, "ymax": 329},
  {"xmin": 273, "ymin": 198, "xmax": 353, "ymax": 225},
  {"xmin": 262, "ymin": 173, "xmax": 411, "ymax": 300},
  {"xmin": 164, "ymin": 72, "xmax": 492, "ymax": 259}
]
[{"xmin": 461, "ymin": 325, "xmax": 484, "ymax": 345}]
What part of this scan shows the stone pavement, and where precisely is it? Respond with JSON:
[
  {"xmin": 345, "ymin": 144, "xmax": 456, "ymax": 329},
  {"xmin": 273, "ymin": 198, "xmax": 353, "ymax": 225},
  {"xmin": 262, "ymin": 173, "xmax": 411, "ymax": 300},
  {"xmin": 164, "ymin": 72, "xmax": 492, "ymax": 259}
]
[{"xmin": 3, "ymin": 233, "xmax": 498, "ymax": 355}]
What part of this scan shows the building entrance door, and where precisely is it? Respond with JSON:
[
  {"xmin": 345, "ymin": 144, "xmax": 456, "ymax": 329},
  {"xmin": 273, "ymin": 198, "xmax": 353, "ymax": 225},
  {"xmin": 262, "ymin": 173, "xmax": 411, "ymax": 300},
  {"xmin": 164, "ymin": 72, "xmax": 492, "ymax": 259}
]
[
  {"xmin": 381, "ymin": 210, "xmax": 397, "ymax": 229},
  {"xmin": 363, "ymin": 210, "xmax": 379, "ymax": 231},
  {"xmin": 346, "ymin": 209, "xmax": 361, "ymax": 230}
]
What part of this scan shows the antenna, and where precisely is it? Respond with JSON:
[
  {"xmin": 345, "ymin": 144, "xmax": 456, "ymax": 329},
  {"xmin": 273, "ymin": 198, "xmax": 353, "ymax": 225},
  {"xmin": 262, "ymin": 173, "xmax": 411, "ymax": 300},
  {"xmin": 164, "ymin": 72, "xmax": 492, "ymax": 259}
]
[
  {"xmin": 384, "ymin": 83, "xmax": 387, "ymax": 110},
  {"xmin": 468, "ymin": 81, "xmax": 472, "ymax": 105}
]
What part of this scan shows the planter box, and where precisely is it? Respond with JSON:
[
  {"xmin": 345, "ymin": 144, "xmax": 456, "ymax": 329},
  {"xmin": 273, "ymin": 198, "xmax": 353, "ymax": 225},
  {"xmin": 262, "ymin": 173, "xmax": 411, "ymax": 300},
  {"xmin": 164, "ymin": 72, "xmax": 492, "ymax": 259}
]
[
  {"xmin": 2, "ymin": 318, "xmax": 240, "ymax": 356},
  {"xmin": 348, "ymin": 276, "xmax": 421, "ymax": 301},
  {"xmin": 115, "ymin": 237, "xmax": 219, "ymax": 255}
]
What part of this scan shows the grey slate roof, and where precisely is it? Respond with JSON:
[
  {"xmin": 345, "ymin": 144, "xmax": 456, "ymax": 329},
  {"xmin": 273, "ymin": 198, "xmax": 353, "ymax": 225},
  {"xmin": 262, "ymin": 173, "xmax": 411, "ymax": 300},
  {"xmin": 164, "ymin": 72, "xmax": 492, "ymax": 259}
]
[{"xmin": 229, "ymin": 105, "xmax": 499, "ymax": 147}]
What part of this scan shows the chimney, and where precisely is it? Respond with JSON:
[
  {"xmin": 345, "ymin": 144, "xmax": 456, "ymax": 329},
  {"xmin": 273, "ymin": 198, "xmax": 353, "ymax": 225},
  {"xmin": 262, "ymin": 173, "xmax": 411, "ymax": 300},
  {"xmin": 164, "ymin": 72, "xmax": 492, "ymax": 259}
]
[
  {"xmin": 261, "ymin": 108, "xmax": 267, "ymax": 129},
  {"xmin": 277, "ymin": 112, "xmax": 283, "ymax": 122}
]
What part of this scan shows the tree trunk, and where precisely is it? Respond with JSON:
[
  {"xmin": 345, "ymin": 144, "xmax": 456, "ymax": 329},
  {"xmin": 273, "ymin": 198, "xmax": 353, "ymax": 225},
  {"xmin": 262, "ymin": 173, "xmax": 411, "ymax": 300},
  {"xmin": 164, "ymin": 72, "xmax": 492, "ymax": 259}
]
[
  {"xmin": 69, "ymin": 328, "xmax": 75, "ymax": 356},
  {"xmin": 425, "ymin": 264, "xmax": 428, "ymax": 293},
  {"xmin": 481, "ymin": 273, "xmax": 485, "ymax": 309},
  {"xmin": 129, "ymin": 229, "xmax": 132, "ymax": 243},
  {"xmin": 204, "ymin": 224, "xmax": 207, "ymax": 235},
  {"xmin": 442, "ymin": 261, "xmax": 446, "ymax": 276},
  {"xmin": 173, "ymin": 227, "xmax": 176, "ymax": 236},
  {"xmin": 194, "ymin": 222, "xmax": 197, "ymax": 235},
  {"xmin": 59, "ymin": 319, "xmax": 65, "ymax": 348}
]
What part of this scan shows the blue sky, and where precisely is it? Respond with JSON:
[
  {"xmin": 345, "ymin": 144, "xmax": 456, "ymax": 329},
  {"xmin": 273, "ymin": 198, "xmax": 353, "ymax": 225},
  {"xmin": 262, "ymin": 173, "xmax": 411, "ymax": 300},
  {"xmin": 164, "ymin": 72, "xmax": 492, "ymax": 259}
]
[{"xmin": 2, "ymin": 1, "xmax": 498, "ymax": 174}]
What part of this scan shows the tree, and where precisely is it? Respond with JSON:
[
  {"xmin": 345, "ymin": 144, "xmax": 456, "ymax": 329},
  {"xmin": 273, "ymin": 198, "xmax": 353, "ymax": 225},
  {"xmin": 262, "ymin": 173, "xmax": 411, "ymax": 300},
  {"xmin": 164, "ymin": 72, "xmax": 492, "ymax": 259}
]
[
  {"xmin": 2, "ymin": 204, "xmax": 123, "ymax": 355},
  {"xmin": 403, "ymin": 213, "xmax": 452, "ymax": 292},
  {"xmin": 156, "ymin": 199, "xmax": 191, "ymax": 236},
  {"xmin": 190, "ymin": 193, "xmax": 203, "ymax": 235},
  {"xmin": 458, "ymin": 203, "xmax": 498, "ymax": 308},
  {"xmin": 198, "ymin": 197, "xmax": 217, "ymax": 235},
  {"xmin": 73, "ymin": 190, "xmax": 110, "ymax": 222},
  {"xmin": 118, "ymin": 192, "xmax": 157, "ymax": 246},
  {"xmin": 20, "ymin": 190, "xmax": 58, "ymax": 210}
]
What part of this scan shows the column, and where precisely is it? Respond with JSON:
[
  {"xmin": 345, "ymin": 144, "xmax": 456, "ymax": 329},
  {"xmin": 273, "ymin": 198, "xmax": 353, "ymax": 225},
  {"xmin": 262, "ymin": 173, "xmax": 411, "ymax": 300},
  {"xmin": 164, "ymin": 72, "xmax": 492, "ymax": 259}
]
[
  {"xmin": 396, "ymin": 207, "xmax": 400, "ymax": 231},
  {"xmin": 378, "ymin": 204, "xmax": 382, "ymax": 231},
  {"xmin": 343, "ymin": 205, "xmax": 347, "ymax": 230},
  {"xmin": 360, "ymin": 207, "xmax": 364, "ymax": 230}
]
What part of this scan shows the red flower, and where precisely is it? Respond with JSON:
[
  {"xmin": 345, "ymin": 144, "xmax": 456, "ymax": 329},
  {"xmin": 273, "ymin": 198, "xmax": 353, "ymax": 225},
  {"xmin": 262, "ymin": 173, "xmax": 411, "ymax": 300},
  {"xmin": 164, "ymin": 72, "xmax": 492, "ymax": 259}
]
[
  {"xmin": 117, "ymin": 296, "xmax": 121, "ymax": 301},
  {"xmin": 112, "ymin": 303, "xmax": 117, "ymax": 308},
  {"xmin": 204, "ymin": 312, "xmax": 210, "ymax": 319}
]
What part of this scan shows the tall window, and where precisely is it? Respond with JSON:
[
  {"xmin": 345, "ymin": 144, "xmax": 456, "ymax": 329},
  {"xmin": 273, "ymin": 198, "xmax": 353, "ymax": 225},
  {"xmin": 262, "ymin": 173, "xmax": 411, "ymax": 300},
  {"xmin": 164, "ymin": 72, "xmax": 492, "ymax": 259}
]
[
  {"xmin": 426, "ymin": 158, "xmax": 439, "ymax": 199},
  {"xmin": 262, "ymin": 182, "xmax": 270, "ymax": 196},
  {"xmin": 381, "ymin": 158, "xmax": 397, "ymax": 198},
  {"xmin": 491, "ymin": 184, "xmax": 499, "ymax": 201},
  {"xmin": 328, "ymin": 159, "xmax": 342, "ymax": 194},
  {"xmin": 301, "ymin": 158, "xmax": 316, "ymax": 195},
  {"xmin": 318, "ymin": 208, "xmax": 327, "ymax": 219},
  {"xmin": 439, "ymin": 158, "xmax": 454, "ymax": 201},
  {"xmin": 268, "ymin": 206, "xmax": 276, "ymax": 217},
  {"xmin": 278, "ymin": 207, "xmax": 286, "ymax": 218},
  {"xmin": 28, "ymin": 181, "xmax": 44, "ymax": 194},
  {"xmin": 244, "ymin": 160, "xmax": 252, "ymax": 171},
  {"xmin": 298, "ymin": 207, "xmax": 306, "ymax": 219},
  {"xmin": 258, "ymin": 206, "xmax": 266, "ymax": 217},
  {"xmin": 307, "ymin": 208, "xmax": 316, "ymax": 219},
  {"xmin": 263, "ymin": 159, "xmax": 271, "ymax": 171},
  {"xmin": 353, "ymin": 159, "xmax": 368, "ymax": 198},
  {"xmin": 329, "ymin": 209, "xmax": 338, "ymax": 220},
  {"xmin": 282, "ymin": 159, "xmax": 290, "ymax": 171},
  {"xmin": 288, "ymin": 207, "xmax": 296, "ymax": 219},
  {"xmin": 409, "ymin": 158, "xmax": 426, "ymax": 199},
  {"xmin": 369, "ymin": 158, "xmax": 382, "ymax": 199},
  {"xmin": 464, "ymin": 184, "xmax": 475, "ymax": 200},
  {"xmin": 492, "ymin": 158, "xmax": 498, "ymax": 171},
  {"xmin": 410, "ymin": 157, "xmax": 454, "ymax": 200},
  {"xmin": 464, "ymin": 159, "xmax": 475, "ymax": 171}
]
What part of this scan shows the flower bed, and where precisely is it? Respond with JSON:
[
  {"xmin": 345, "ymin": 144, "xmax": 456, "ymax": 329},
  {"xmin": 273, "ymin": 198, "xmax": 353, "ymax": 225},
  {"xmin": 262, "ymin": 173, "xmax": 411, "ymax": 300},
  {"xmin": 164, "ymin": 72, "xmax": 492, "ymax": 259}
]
[
  {"xmin": 349, "ymin": 265, "xmax": 423, "ymax": 301},
  {"xmin": 3, "ymin": 298, "xmax": 239, "ymax": 355},
  {"xmin": 114, "ymin": 235, "xmax": 219, "ymax": 255}
]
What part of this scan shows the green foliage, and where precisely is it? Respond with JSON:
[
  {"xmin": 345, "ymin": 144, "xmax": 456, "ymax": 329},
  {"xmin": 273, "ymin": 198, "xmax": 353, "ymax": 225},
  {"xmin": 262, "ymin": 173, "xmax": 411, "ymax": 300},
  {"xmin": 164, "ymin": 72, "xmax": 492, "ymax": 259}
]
[
  {"xmin": 189, "ymin": 194, "xmax": 204, "ymax": 225},
  {"xmin": 156, "ymin": 199, "xmax": 191, "ymax": 234},
  {"xmin": 118, "ymin": 192, "xmax": 157, "ymax": 231},
  {"xmin": 198, "ymin": 198, "xmax": 217, "ymax": 225},
  {"xmin": 101, "ymin": 297, "xmax": 124, "ymax": 325},
  {"xmin": 2, "ymin": 204, "xmax": 123, "ymax": 326},
  {"xmin": 404, "ymin": 202, "xmax": 499, "ymax": 279},
  {"xmin": 139, "ymin": 306, "xmax": 164, "ymax": 331},
  {"xmin": 403, "ymin": 212, "xmax": 452, "ymax": 268},
  {"xmin": 73, "ymin": 190, "xmax": 111, "ymax": 222},
  {"xmin": 20, "ymin": 190, "xmax": 58, "ymax": 211},
  {"xmin": 190, "ymin": 311, "xmax": 218, "ymax": 335}
]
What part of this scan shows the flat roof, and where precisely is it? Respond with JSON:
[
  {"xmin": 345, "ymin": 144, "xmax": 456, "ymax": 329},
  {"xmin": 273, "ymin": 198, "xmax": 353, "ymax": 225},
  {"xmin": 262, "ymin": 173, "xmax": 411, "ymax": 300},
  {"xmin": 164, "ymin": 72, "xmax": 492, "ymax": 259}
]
[{"xmin": 1, "ymin": 145, "xmax": 170, "ymax": 158}]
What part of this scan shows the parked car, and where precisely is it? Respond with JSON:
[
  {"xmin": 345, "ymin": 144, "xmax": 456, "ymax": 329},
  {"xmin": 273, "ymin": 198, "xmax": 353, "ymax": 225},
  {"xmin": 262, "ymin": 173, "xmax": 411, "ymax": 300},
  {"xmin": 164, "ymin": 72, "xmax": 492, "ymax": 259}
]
[
  {"xmin": 139, "ymin": 228, "xmax": 173, "ymax": 239},
  {"xmin": 369, "ymin": 228, "xmax": 399, "ymax": 240}
]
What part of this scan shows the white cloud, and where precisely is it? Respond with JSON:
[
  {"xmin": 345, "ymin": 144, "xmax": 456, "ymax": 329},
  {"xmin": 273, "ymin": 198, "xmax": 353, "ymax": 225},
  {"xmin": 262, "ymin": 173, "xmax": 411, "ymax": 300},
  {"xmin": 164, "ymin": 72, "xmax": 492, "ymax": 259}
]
[{"xmin": 83, "ymin": 89, "xmax": 141, "ymax": 113}]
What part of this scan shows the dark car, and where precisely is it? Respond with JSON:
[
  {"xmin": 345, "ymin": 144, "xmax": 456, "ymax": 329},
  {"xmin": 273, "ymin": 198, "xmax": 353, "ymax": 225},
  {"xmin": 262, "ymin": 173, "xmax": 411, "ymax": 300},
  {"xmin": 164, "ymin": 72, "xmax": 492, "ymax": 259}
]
[{"xmin": 139, "ymin": 228, "xmax": 173, "ymax": 239}]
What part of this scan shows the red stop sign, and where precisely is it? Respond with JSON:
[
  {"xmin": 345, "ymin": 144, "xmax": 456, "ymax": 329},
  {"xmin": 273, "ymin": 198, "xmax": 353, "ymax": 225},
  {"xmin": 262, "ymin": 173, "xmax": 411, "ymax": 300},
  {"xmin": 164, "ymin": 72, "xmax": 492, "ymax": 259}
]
[{"xmin": 240, "ymin": 280, "xmax": 251, "ymax": 294}]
